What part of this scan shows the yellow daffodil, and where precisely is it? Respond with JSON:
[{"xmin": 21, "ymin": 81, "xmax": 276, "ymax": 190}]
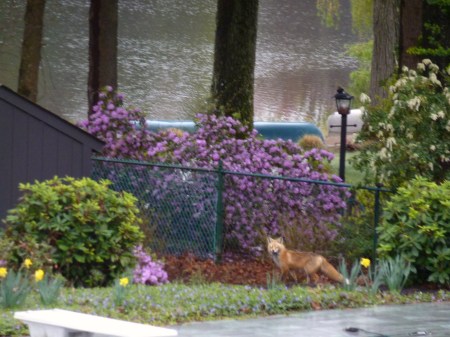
[
  {"xmin": 24, "ymin": 258, "xmax": 33, "ymax": 269},
  {"xmin": 35, "ymin": 269, "xmax": 45, "ymax": 282},
  {"xmin": 119, "ymin": 277, "xmax": 129, "ymax": 287},
  {"xmin": 360, "ymin": 258, "xmax": 371, "ymax": 268},
  {"xmin": 0, "ymin": 267, "xmax": 7, "ymax": 278}
]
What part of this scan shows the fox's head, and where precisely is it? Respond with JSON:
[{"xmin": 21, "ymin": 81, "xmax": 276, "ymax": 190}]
[{"xmin": 267, "ymin": 237, "xmax": 285, "ymax": 256}]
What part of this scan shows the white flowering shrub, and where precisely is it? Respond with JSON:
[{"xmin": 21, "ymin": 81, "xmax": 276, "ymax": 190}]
[{"xmin": 352, "ymin": 59, "xmax": 450, "ymax": 186}]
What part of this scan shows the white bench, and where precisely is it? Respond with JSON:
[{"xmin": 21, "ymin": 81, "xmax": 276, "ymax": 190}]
[{"xmin": 14, "ymin": 309, "xmax": 177, "ymax": 337}]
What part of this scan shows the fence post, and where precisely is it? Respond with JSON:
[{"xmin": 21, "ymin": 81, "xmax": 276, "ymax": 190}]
[
  {"xmin": 215, "ymin": 160, "xmax": 225, "ymax": 263},
  {"xmin": 372, "ymin": 183, "xmax": 383, "ymax": 265}
]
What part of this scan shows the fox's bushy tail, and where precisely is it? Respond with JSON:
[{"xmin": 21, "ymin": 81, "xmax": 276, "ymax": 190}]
[{"xmin": 320, "ymin": 259, "xmax": 347, "ymax": 284}]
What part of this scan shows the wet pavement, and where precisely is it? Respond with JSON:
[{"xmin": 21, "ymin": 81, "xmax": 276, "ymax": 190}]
[{"xmin": 174, "ymin": 302, "xmax": 450, "ymax": 337}]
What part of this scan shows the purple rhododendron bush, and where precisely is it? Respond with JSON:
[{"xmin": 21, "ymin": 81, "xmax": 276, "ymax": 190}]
[{"xmin": 80, "ymin": 89, "xmax": 349, "ymax": 254}]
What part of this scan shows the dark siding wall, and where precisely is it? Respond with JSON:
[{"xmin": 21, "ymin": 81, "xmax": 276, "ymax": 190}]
[{"xmin": 0, "ymin": 86, "xmax": 103, "ymax": 225}]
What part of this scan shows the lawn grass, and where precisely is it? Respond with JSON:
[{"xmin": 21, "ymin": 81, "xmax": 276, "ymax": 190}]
[
  {"xmin": 329, "ymin": 151, "xmax": 366, "ymax": 185},
  {"xmin": 2, "ymin": 282, "xmax": 449, "ymax": 336}
]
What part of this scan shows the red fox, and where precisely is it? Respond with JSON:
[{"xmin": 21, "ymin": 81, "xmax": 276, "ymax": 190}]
[{"xmin": 267, "ymin": 237, "xmax": 349, "ymax": 284}]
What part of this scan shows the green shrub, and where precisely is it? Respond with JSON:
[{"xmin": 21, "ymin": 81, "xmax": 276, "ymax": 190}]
[
  {"xmin": 377, "ymin": 177, "xmax": 450, "ymax": 285},
  {"xmin": 3, "ymin": 176, "xmax": 144, "ymax": 287},
  {"xmin": 332, "ymin": 190, "xmax": 378, "ymax": 262}
]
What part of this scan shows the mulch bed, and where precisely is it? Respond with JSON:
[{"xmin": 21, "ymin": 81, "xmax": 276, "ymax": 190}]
[
  {"xmin": 164, "ymin": 253, "xmax": 333, "ymax": 287},
  {"xmin": 163, "ymin": 254, "xmax": 450, "ymax": 293}
]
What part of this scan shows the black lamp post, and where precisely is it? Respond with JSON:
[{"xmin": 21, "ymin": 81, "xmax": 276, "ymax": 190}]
[{"xmin": 334, "ymin": 87, "xmax": 353, "ymax": 181}]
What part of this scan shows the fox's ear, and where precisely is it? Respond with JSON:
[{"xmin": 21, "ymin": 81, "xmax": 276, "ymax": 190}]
[
  {"xmin": 276, "ymin": 237, "xmax": 284, "ymax": 244},
  {"xmin": 267, "ymin": 237, "xmax": 273, "ymax": 244}
]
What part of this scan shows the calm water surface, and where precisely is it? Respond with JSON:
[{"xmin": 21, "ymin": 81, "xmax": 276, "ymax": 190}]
[{"xmin": 0, "ymin": 0, "xmax": 359, "ymax": 125}]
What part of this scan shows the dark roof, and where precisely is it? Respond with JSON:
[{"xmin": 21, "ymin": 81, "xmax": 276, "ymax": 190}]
[{"xmin": 0, "ymin": 85, "xmax": 104, "ymax": 151}]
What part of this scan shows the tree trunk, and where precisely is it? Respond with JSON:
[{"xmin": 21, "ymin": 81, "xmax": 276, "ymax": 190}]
[
  {"xmin": 399, "ymin": 0, "xmax": 423, "ymax": 71},
  {"xmin": 369, "ymin": 0, "xmax": 399, "ymax": 102},
  {"xmin": 211, "ymin": 0, "xmax": 259, "ymax": 130},
  {"xmin": 18, "ymin": 0, "xmax": 46, "ymax": 102},
  {"xmin": 88, "ymin": 0, "xmax": 118, "ymax": 114}
]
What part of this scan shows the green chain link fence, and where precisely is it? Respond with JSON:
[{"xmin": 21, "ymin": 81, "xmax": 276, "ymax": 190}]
[
  {"xmin": 92, "ymin": 157, "xmax": 392, "ymax": 262},
  {"xmin": 92, "ymin": 157, "xmax": 220, "ymax": 259}
]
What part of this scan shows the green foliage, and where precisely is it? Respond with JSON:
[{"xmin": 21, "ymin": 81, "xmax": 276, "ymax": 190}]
[
  {"xmin": 316, "ymin": 0, "xmax": 340, "ymax": 28},
  {"xmin": 339, "ymin": 259, "xmax": 361, "ymax": 291},
  {"xmin": 3, "ymin": 176, "xmax": 144, "ymax": 287},
  {"xmin": 0, "ymin": 270, "xmax": 30, "ymax": 308},
  {"xmin": 346, "ymin": 41, "xmax": 373, "ymax": 106},
  {"xmin": 332, "ymin": 190, "xmax": 377, "ymax": 262},
  {"xmin": 266, "ymin": 271, "xmax": 284, "ymax": 291},
  {"xmin": 343, "ymin": 256, "xmax": 411, "ymax": 294},
  {"xmin": 112, "ymin": 277, "xmax": 130, "ymax": 307},
  {"xmin": 36, "ymin": 273, "xmax": 65, "ymax": 305},
  {"xmin": 352, "ymin": 59, "xmax": 450, "ymax": 186},
  {"xmin": 377, "ymin": 177, "xmax": 450, "ymax": 285},
  {"xmin": 350, "ymin": 0, "xmax": 373, "ymax": 38},
  {"xmin": 378, "ymin": 256, "xmax": 411, "ymax": 293}
]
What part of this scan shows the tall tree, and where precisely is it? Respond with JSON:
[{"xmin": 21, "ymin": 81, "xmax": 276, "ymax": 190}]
[
  {"xmin": 88, "ymin": 0, "xmax": 118, "ymax": 113},
  {"xmin": 369, "ymin": 0, "xmax": 400, "ymax": 101},
  {"xmin": 210, "ymin": 0, "xmax": 259, "ymax": 130},
  {"xmin": 398, "ymin": 0, "xmax": 423, "ymax": 70},
  {"xmin": 399, "ymin": 0, "xmax": 450, "ymax": 72},
  {"xmin": 18, "ymin": 0, "xmax": 46, "ymax": 102}
]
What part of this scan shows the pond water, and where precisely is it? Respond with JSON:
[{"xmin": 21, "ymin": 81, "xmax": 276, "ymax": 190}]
[{"xmin": 0, "ymin": 0, "xmax": 359, "ymax": 125}]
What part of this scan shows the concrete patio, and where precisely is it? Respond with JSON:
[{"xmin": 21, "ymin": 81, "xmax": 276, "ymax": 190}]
[{"xmin": 175, "ymin": 302, "xmax": 450, "ymax": 337}]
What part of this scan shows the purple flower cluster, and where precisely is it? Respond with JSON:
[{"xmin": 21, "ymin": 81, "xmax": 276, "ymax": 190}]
[
  {"xmin": 77, "ymin": 87, "xmax": 154, "ymax": 160},
  {"xmin": 133, "ymin": 246, "xmax": 168, "ymax": 286},
  {"xmin": 80, "ymin": 89, "xmax": 349, "ymax": 254}
]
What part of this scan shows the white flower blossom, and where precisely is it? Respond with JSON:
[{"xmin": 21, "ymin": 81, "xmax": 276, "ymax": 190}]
[
  {"xmin": 407, "ymin": 132, "xmax": 414, "ymax": 139},
  {"xmin": 386, "ymin": 124, "xmax": 394, "ymax": 132},
  {"xmin": 409, "ymin": 70, "xmax": 417, "ymax": 77},
  {"xmin": 430, "ymin": 145, "xmax": 436, "ymax": 151},
  {"xmin": 388, "ymin": 107, "xmax": 396, "ymax": 119},
  {"xmin": 437, "ymin": 111, "xmax": 445, "ymax": 119},
  {"xmin": 429, "ymin": 63, "xmax": 439, "ymax": 73},
  {"xmin": 360, "ymin": 93, "xmax": 371, "ymax": 104},
  {"xmin": 379, "ymin": 147, "xmax": 388, "ymax": 160},
  {"xmin": 386, "ymin": 137, "xmax": 396, "ymax": 150},
  {"xmin": 402, "ymin": 66, "xmax": 409, "ymax": 73},
  {"xmin": 395, "ymin": 78, "xmax": 408, "ymax": 88},
  {"xmin": 429, "ymin": 73, "xmax": 442, "ymax": 86},
  {"xmin": 430, "ymin": 113, "xmax": 438, "ymax": 121},
  {"xmin": 428, "ymin": 162, "xmax": 434, "ymax": 171},
  {"xmin": 417, "ymin": 63, "xmax": 426, "ymax": 71},
  {"xmin": 422, "ymin": 59, "xmax": 432, "ymax": 66},
  {"xmin": 407, "ymin": 97, "xmax": 421, "ymax": 111},
  {"xmin": 389, "ymin": 85, "xmax": 396, "ymax": 93}
]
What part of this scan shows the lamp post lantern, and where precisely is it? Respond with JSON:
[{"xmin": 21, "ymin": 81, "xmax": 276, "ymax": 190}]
[{"xmin": 334, "ymin": 87, "xmax": 353, "ymax": 181}]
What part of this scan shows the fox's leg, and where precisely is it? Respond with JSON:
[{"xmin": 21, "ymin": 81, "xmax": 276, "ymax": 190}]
[
  {"xmin": 288, "ymin": 270, "xmax": 298, "ymax": 283},
  {"xmin": 303, "ymin": 261, "xmax": 321, "ymax": 285}
]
